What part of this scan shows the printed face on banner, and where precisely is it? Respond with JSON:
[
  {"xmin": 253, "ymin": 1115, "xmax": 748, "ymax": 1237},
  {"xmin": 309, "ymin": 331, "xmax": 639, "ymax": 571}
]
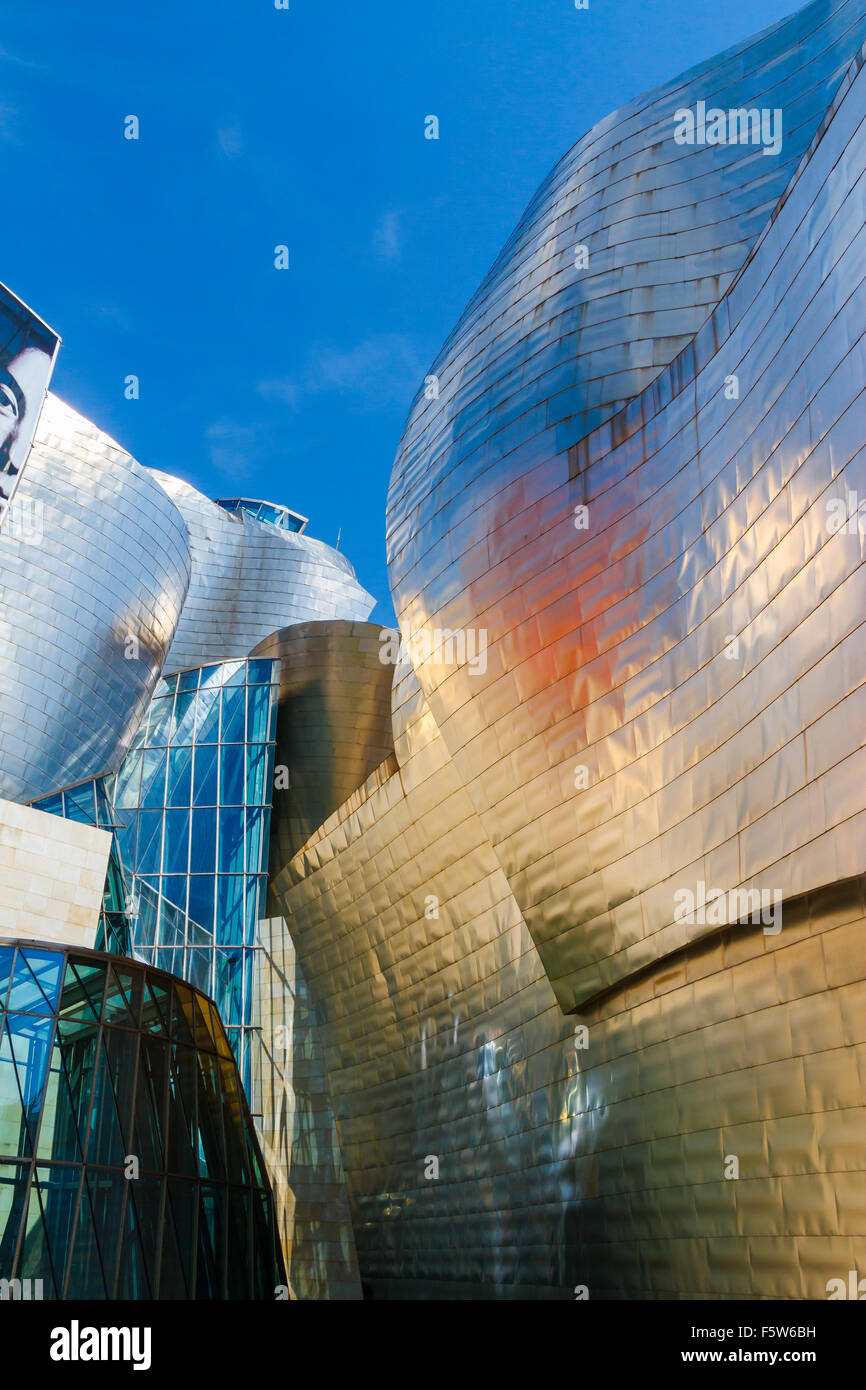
[{"xmin": 0, "ymin": 283, "xmax": 59, "ymax": 526}]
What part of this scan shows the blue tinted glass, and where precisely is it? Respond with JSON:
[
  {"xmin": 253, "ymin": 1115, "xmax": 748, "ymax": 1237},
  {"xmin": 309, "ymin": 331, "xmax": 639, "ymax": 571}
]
[
  {"xmin": 245, "ymin": 879, "xmax": 263, "ymax": 946},
  {"xmin": 221, "ymin": 687, "xmax": 246, "ymax": 743},
  {"xmin": 170, "ymin": 691, "xmax": 198, "ymax": 747},
  {"xmin": 220, "ymin": 745, "xmax": 245, "ymax": 806},
  {"xmin": 245, "ymin": 808, "xmax": 266, "ymax": 875},
  {"xmin": 217, "ymin": 878, "xmax": 244, "ymax": 948},
  {"xmin": 162, "ymin": 811, "xmax": 190, "ymax": 874},
  {"xmin": 218, "ymin": 809, "xmax": 245, "ymax": 875},
  {"xmin": 160, "ymin": 876, "xmax": 188, "ymax": 916},
  {"xmin": 246, "ymin": 660, "xmax": 277, "ymax": 684},
  {"xmin": 246, "ymin": 744, "xmax": 266, "ymax": 806},
  {"xmin": 190, "ymin": 808, "xmax": 217, "ymax": 874},
  {"xmin": 64, "ymin": 782, "xmax": 97, "ymax": 825},
  {"xmin": 113, "ymin": 750, "xmax": 143, "ymax": 809},
  {"xmin": 195, "ymin": 690, "xmax": 220, "ymax": 744},
  {"xmin": 0, "ymin": 948, "xmax": 14, "ymax": 1010},
  {"xmin": 247, "ymin": 685, "xmax": 272, "ymax": 743},
  {"xmin": 146, "ymin": 696, "xmax": 175, "ymax": 746},
  {"xmin": 139, "ymin": 749, "xmax": 167, "ymax": 809},
  {"xmin": 222, "ymin": 663, "xmax": 246, "ymax": 688},
  {"xmin": 193, "ymin": 745, "xmax": 219, "ymax": 807},
  {"xmin": 7, "ymin": 951, "xmax": 63, "ymax": 1015},
  {"xmin": 136, "ymin": 810, "xmax": 164, "ymax": 875},
  {"xmin": 32, "ymin": 792, "xmax": 64, "ymax": 817},
  {"xmin": 176, "ymin": 668, "xmax": 200, "ymax": 692},
  {"xmin": 215, "ymin": 954, "xmax": 243, "ymax": 1028},
  {"xmin": 187, "ymin": 876, "xmax": 215, "ymax": 934},
  {"xmin": 167, "ymin": 745, "xmax": 193, "ymax": 805}
]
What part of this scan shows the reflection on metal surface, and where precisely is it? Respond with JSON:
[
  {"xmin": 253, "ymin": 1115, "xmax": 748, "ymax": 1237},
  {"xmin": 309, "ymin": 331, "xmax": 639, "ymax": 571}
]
[
  {"xmin": 152, "ymin": 470, "xmax": 375, "ymax": 675},
  {"xmin": 251, "ymin": 621, "xmax": 395, "ymax": 877},
  {"xmin": 271, "ymin": 5, "xmax": 866, "ymax": 1297},
  {"xmin": 0, "ymin": 395, "xmax": 190, "ymax": 804}
]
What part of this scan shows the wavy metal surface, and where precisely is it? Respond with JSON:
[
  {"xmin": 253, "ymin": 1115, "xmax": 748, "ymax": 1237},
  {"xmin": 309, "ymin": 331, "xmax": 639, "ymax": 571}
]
[
  {"xmin": 153, "ymin": 471, "xmax": 376, "ymax": 674},
  {"xmin": 386, "ymin": 6, "xmax": 866, "ymax": 1014},
  {"xmin": 273, "ymin": 8, "xmax": 866, "ymax": 1297},
  {"xmin": 0, "ymin": 395, "xmax": 190, "ymax": 804},
  {"xmin": 251, "ymin": 621, "xmax": 395, "ymax": 876}
]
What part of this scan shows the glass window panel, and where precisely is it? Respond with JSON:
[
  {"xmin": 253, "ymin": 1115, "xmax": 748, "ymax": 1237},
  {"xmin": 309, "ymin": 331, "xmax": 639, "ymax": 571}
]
[
  {"xmin": 0, "ymin": 1019, "xmax": 29, "ymax": 1157},
  {"xmin": 7, "ymin": 950, "xmax": 63, "ymax": 1016},
  {"xmin": 86, "ymin": 1034, "xmax": 131, "ymax": 1167},
  {"xmin": 221, "ymin": 662, "xmax": 246, "ymax": 687},
  {"xmin": 166, "ymin": 1043, "xmax": 197, "ymax": 1177},
  {"xmin": 115, "ymin": 1187, "xmax": 152, "ymax": 1299},
  {"xmin": 219, "ymin": 1055, "xmax": 249, "ymax": 1185},
  {"xmin": 139, "ymin": 748, "xmax": 167, "ymax": 810},
  {"xmin": 246, "ymin": 685, "xmax": 272, "ymax": 743},
  {"xmin": 215, "ymin": 952, "xmax": 244, "ymax": 1029},
  {"xmin": 193, "ymin": 744, "xmax": 219, "ymax": 806},
  {"xmin": 221, "ymin": 686, "xmax": 246, "ymax": 743},
  {"xmin": 0, "ymin": 1161, "xmax": 29, "ymax": 1276},
  {"xmin": 165, "ymin": 1178, "xmax": 196, "ymax": 1296},
  {"xmin": 245, "ymin": 878, "xmax": 263, "ymax": 946},
  {"xmin": 167, "ymin": 744, "xmax": 193, "ymax": 804},
  {"xmin": 218, "ymin": 808, "xmax": 245, "ymax": 875},
  {"xmin": 195, "ymin": 688, "xmax": 221, "ymax": 743},
  {"xmin": 219, "ymin": 745, "xmax": 245, "ymax": 806},
  {"xmin": 216, "ymin": 877, "xmax": 244, "ymax": 949},
  {"xmin": 140, "ymin": 980, "xmax": 170, "ymax": 1036},
  {"xmin": 6, "ymin": 1015, "xmax": 54, "ymax": 1153},
  {"xmin": 176, "ymin": 668, "xmax": 199, "ymax": 692},
  {"xmin": 190, "ymin": 808, "xmax": 216, "ymax": 875},
  {"xmin": 247, "ymin": 659, "xmax": 277, "ymax": 685},
  {"xmin": 102, "ymin": 965, "xmax": 142, "ymax": 1029},
  {"xmin": 32, "ymin": 791, "xmax": 64, "ymax": 817},
  {"xmin": 245, "ymin": 744, "xmax": 266, "ymax": 807},
  {"xmin": 85, "ymin": 1169, "xmax": 126, "ymax": 1298},
  {"xmin": 23, "ymin": 1166, "xmax": 83, "ymax": 1297},
  {"xmin": 113, "ymin": 750, "xmax": 143, "ymax": 809},
  {"xmin": 196, "ymin": 1184, "xmax": 225, "ymax": 1299},
  {"xmin": 136, "ymin": 810, "xmax": 164, "ymax": 875},
  {"xmin": 169, "ymin": 690, "xmax": 197, "ymax": 747},
  {"xmin": 145, "ymin": 694, "xmax": 175, "ymax": 746},
  {"xmin": 170, "ymin": 986, "xmax": 197, "ymax": 1047},
  {"xmin": 226, "ymin": 1186, "xmax": 250, "ymax": 1298},
  {"xmin": 36, "ymin": 1026, "xmax": 87, "ymax": 1163},
  {"xmin": 195, "ymin": 1048, "xmax": 225, "ymax": 1180},
  {"xmin": 124, "ymin": 1176, "xmax": 162, "ymax": 1298},
  {"xmin": 245, "ymin": 807, "xmax": 266, "ymax": 875},
  {"xmin": 186, "ymin": 875, "xmax": 215, "ymax": 935},
  {"xmin": 0, "ymin": 947, "xmax": 14, "ymax": 1012},
  {"xmin": 162, "ymin": 810, "xmax": 190, "ymax": 875},
  {"xmin": 63, "ymin": 1174, "xmax": 106, "ymax": 1299},
  {"xmin": 64, "ymin": 781, "xmax": 96, "ymax": 825}
]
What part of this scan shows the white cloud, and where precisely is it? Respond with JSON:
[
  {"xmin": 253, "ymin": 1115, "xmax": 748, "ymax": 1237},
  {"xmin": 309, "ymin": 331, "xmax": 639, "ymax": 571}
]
[{"xmin": 258, "ymin": 333, "xmax": 428, "ymax": 414}]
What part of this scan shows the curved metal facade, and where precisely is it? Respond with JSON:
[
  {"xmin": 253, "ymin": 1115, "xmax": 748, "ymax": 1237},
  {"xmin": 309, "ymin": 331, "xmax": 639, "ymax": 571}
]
[
  {"xmin": 0, "ymin": 395, "xmax": 190, "ymax": 805},
  {"xmin": 251, "ymin": 621, "xmax": 395, "ymax": 874},
  {"xmin": 272, "ymin": 6, "xmax": 866, "ymax": 1298},
  {"xmin": 153, "ymin": 471, "xmax": 375, "ymax": 675},
  {"xmin": 386, "ymin": 4, "xmax": 866, "ymax": 1014}
]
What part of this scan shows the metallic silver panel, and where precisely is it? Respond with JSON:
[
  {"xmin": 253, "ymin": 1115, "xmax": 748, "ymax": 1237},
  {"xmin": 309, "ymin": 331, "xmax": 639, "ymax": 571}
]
[
  {"xmin": 251, "ymin": 621, "xmax": 395, "ymax": 875},
  {"xmin": 0, "ymin": 394, "xmax": 190, "ymax": 804},
  {"xmin": 153, "ymin": 471, "xmax": 376, "ymax": 673},
  {"xmin": 385, "ymin": 8, "xmax": 866, "ymax": 1014}
]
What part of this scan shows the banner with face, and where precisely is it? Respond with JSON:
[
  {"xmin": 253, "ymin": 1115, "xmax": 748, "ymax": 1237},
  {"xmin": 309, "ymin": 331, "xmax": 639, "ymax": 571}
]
[{"xmin": 0, "ymin": 283, "xmax": 60, "ymax": 529}]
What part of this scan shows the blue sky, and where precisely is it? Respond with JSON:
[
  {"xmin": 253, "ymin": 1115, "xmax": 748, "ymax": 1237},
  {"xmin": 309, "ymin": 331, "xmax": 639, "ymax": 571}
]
[{"xmin": 1, "ymin": 0, "xmax": 795, "ymax": 619}]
